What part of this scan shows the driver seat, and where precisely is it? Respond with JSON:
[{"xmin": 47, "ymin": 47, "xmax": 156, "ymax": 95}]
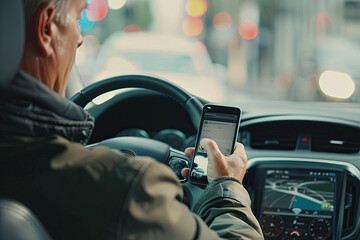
[
  {"xmin": 0, "ymin": 1, "xmax": 53, "ymax": 240},
  {"xmin": 0, "ymin": 198, "xmax": 52, "ymax": 240}
]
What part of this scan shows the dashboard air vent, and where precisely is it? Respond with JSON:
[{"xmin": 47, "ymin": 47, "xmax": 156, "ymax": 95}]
[
  {"xmin": 311, "ymin": 135, "xmax": 360, "ymax": 153},
  {"xmin": 251, "ymin": 132, "xmax": 297, "ymax": 150},
  {"xmin": 342, "ymin": 175, "xmax": 358, "ymax": 237}
]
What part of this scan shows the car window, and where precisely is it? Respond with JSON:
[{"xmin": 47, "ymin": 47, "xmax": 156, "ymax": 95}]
[{"xmin": 75, "ymin": 0, "xmax": 360, "ymax": 103}]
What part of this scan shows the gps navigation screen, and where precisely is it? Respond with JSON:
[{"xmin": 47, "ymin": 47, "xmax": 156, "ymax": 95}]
[{"xmin": 260, "ymin": 169, "xmax": 336, "ymax": 239}]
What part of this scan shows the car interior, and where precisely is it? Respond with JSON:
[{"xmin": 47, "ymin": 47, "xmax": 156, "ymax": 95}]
[{"xmin": 2, "ymin": 1, "xmax": 360, "ymax": 240}]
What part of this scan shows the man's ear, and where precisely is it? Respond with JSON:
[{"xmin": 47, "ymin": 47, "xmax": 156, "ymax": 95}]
[{"xmin": 35, "ymin": 3, "xmax": 57, "ymax": 57}]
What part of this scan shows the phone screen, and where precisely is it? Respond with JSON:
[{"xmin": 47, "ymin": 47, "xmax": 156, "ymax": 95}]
[{"xmin": 189, "ymin": 105, "xmax": 241, "ymax": 185}]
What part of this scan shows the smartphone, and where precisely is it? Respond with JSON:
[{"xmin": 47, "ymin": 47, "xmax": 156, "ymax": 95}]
[{"xmin": 188, "ymin": 104, "xmax": 241, "ymax": 185}]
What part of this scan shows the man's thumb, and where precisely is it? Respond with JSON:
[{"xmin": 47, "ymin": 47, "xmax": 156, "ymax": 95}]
[{"xmin": 200, "ymin": 138, "xmax": 221, "ymax": 160}]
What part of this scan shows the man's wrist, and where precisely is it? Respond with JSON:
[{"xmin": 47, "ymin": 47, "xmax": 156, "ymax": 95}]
[{"xmin": 208, "ymin": 176, "xmax": 241, "ymax": 186}]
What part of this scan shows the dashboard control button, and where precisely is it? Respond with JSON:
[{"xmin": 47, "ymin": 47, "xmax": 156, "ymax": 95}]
[
  {"xmin": 308, "ymin": 218, "xmax": 332, "ymax": 239},
  {"xmin": 290, "ymin": 229, "xmax": 301, "ymax": 236},
  {"xmin": 169, "ymin": 157, "xmax": 189, "ymax": 179},
  {"xmin": 261, "ymin": 215, "xmax": 285, "ymax": 238}
]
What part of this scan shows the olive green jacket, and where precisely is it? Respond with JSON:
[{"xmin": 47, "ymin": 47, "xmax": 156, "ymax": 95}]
[{"xmin": 0, "ymin": 135, "xmax": 263, "ymax": 240}]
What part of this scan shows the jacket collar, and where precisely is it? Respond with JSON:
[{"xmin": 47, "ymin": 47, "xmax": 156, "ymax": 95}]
[{"xmin": 0, "ymin": 71, "xmax": 94, "ymax": 144}]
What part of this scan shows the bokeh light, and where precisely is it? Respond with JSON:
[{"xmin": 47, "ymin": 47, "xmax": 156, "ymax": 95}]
[
  {"xmin": 275, "ymin": 75, "xmax": 291, "ymax": 91},
  {"xmin": 123, "ymin": 24, "xmax": 142, "ymax": 32},
  {"xmin": 310, "ymin": 12, "xmax": 333, "ymax": 38},
  {"xmin": 86, "ymin": 0, "xmax": 108, "ymax": 21},
  {"xmin": 239, "ymin": 20, "xmax": 258, "ymax": 40},
  {"xmin": 213, "ymin": 12, "xmax": 232, "ymax": 31},
  {"xmin": 186, "ymin": 0, "xmax": 207, "ymax": 17},
  {"xmin": 79, "ymin": 9, "xmax": 95, "ymax": 32},
  {"xmin": 319, "ymin": 70, "xmax": 355, "ymax": 99},
  {"xmin": 182, "ymin": 17, "xmax": 203, "ymax": 37},
  {"xmin": 108, "ymin": 0, "xmax": 126, "ymax": 10}
]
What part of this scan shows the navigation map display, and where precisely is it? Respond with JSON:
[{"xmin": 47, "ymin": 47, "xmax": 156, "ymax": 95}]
[
  {"xmin": 260, "ymin": 169, "xmax": 336, "ymax": 239},
  {"xmin": 263, "ymin": 169, "xmax": 335, "ymax": 212}
]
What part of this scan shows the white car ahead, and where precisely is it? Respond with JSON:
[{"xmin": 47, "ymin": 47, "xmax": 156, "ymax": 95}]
[{"xmin": 91, "ymin": 32, "xmax": 226, "ymax": 102}]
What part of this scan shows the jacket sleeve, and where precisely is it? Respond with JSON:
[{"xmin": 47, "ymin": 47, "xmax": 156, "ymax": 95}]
[
  {"xmin": 120, "ymin": 157, "xmax": 263, "ymax": 240},
  {"xmin": 192, "ymin": 177, "xmax": 264, "ymax": 240},
  {"xmin": 119, "ymin": 157, "xmax": 215, "ymax": 240}
]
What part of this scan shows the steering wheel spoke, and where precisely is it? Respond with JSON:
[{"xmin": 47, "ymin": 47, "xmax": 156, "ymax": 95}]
[
  {"xmin": 87, "ymin": 136, "xmax": 171, "ymax": 163},
  {"xmin": 87, "ymin": 137, "xmax": 190, "ymax": 181}
]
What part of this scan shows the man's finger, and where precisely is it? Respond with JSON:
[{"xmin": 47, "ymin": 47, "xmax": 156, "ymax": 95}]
[
  {"xmin": 233, "ymin": 142, "xmax": 245, "ymax": 152},
  {"xmin": 232, "ymin": 142, "xmax": 247, "ymax": 162},
  {"xmin": 181, "ymin": 168, "xmax": 190, "ymax": 179},
  {"xmin": 184, "ymin": 147, "xmax": 195, "ymax": 160}
]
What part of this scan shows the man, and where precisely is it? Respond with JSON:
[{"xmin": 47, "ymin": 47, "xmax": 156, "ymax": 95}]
[{"xmin": 0, "ymin": 0, "xmax": 264, "ymax": 239}]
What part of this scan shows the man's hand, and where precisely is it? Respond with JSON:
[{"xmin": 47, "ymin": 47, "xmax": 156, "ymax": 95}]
[{"xmin": 181, "ymin": 138, "xmax": 248, "ymax": 183}]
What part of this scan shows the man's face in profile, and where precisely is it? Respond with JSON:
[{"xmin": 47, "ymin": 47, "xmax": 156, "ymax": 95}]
[{"xmin": 51, "ymin": 0, "xmax": 86, "ymax": 93}]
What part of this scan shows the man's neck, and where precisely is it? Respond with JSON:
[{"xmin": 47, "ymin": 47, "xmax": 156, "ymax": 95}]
[{"xmin": 19, "ymin": 53, "xmax": 64, "ymax": 96}]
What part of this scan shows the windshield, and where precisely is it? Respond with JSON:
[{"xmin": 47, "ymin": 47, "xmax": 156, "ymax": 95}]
[
  {"xmin": 100, "ymin": 52, "xmax": 200, "ymax": 74},
  {"xmin": 76, "ymin": 0, "xmax": 360, "ymax": 103}
]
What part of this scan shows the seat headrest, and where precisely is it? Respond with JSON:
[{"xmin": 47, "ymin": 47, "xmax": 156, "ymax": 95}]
[{"xmin": 0, "ymin": 0, "xmax": 25, "ymax": 88}]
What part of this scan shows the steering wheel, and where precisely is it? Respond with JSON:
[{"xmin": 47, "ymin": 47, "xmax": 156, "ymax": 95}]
[{"xmin": 70, "ymin": 74, "xmax": 203, "ymax": 182}]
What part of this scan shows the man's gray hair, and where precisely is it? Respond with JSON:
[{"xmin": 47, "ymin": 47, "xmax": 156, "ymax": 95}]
[{"xmin": 23, "ymin": 0, "xmax": 72, "ymax": 25}]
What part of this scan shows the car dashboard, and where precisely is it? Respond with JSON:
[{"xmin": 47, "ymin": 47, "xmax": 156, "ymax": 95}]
[{"xmin": 87, "ymin": 89, "xmax": 360, "ymax": 240}]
